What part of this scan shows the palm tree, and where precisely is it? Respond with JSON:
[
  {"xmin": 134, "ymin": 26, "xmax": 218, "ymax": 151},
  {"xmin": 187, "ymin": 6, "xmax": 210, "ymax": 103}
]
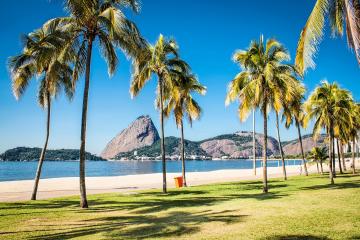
[
  {"xmin": 131, "ymin": 34, "xmax": 188, "ymax": 193},
  {"xmin": 296, "ymin": 0, "xmax": 360, "ymax": 74},
  {"xmin": 308, "ymin": 147, "xmax": 328, "ymax": 174},
  {"xmin": 283, "ymin": 86, "xmax": 309, "ymax": 176},
  {"xmin": 226, "ymin": 35, "xmax": 298, "ymax": 192},
  {"xmin": 164, "ymin": 68, "xmax": 206, "ymax": 187},
  {"xmin": 8, "ymin": 21, "xmax": 73, "ymax": 200},
  {"xmin": 304, "ymin": 81, "xmax": 353, "ymax": 184},
  {"xmin": 53, "ymin": 0, "xmax": 145, "ymax": 208}
]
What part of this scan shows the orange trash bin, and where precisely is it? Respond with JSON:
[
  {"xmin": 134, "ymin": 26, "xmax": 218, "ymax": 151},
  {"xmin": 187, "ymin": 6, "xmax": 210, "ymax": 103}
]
[{"xmin": 174, "ymin": 176, "xmax": 183, "ymax": 188}]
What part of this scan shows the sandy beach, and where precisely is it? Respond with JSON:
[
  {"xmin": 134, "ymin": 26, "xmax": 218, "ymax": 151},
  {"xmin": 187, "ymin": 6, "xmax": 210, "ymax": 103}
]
[{"xmin": 0, "ymin": 160, "xmax": 357, "ymax": 202}]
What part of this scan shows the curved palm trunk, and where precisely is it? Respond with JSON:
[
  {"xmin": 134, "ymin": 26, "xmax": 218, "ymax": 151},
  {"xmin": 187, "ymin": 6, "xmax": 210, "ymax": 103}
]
[
  {"xmin": 296, "ymin": 120, "xmax": 308, "ymax": 176},
  {"xmin": 253, "ymin": 110, "xmax": 256, "ymax": 175},
  {"xmin": 340, "ymin": 141, "xmax": 347, "ymax": 171},
  {"xmin": 275, "ymin": 112, "xmax": 287, "ymax": 180},
  {"xmin": 31, "ymin": 94, "xmax": 51, "ymax": 200},
  {"xmin": 159, "ymin": 76, "xmax": 167, "ymax": 193},
  {"xmin": 180, "ymin": 120, "xmax": 187, "ymax": 187},
  {"xmin": 79, "ymin": 37, "xmax": 94, "ymax": 208},
  {"xmin": 328, "ymin": 128, "xmax": 335, "ymax": 184},
  {"xmin": 352, "ymin": 139, "xmax": 356, "ymax": 174},
  {"xmin": 262, "ymin": 107, "xmax": 268, "ymax": 193},
  {"xmin": 336, "ymin": 139, "xmax": 343, "ymax": 174}
]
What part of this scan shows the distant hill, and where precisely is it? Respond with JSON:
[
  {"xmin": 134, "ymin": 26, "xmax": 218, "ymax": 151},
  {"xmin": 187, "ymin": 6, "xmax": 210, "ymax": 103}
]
[
  {"xmin": 282, "ymin": 134, "xmax": 327, "ymax": 155},
  {"xmin": 113, "ymin": 129, "xmax": 280, "ymax": 160},
  {"xmin": 116, "ymin": 136, "xmax": 209, "ymax": 159},
  {"xmin": 100, "ymin": 116, "xmax": 328, "ymax": 160},
  {"xmin": 0, "ymin": 147, "xmax": 105, "ymax": 161},
  {"xmin": 101, "ymin": 115, "xmax": 160, "ymax": 159}
]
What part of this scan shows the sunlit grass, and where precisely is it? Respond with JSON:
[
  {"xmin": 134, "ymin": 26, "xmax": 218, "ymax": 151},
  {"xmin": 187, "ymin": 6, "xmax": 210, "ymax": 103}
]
[{"xmin": 1, "ymin": 173, "xmax": 359, "ymax": 239}]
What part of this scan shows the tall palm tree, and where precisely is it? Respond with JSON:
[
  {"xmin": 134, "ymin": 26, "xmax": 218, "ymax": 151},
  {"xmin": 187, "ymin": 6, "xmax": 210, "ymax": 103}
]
[
  {"xmin": 131, "ymin": 34, "xmax": 188, "ymax": 193},
  {"xmin": 304, "ymin": 81, "xmax": 353, "ymax": 184},
  {"xmin": 164, "ymin": 68, "xmax": 206, "ymax": 187},
  {"xmin": 283, "ymin": 85, "xmax": 309, "ymax": 176},
  {"xmin": 226, "ymin": 36, "xmax": 298, "ymax": 192},
  {"xmin": 53, "ymin": 0, "xmax": 145, "ymax": 208},
  {"xmin": 8, "ymin": 21, "xmax": 73, "ymax": 200},
  {"xmin": 308, "ymin": 147, "xmax": 328, "ymax": 174},
  {"xmin": 296, "ymin": 0, "xmax": 360, "ymax": 74}
]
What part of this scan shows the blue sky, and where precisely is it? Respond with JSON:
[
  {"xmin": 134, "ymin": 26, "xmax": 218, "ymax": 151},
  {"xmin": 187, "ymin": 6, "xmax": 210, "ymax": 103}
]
[{"xmin": 0, "ymin": 0, "xmax": 359, "ymax": 154}]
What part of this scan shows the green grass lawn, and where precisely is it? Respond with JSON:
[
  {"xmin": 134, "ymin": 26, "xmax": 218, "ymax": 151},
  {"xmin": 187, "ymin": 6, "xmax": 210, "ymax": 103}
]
[{"xmin": 1, "ymin": 173, "xmax": 359, "ymax": 240}]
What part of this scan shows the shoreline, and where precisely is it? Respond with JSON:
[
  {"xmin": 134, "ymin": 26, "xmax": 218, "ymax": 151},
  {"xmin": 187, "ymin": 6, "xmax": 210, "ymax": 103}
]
[{"xmin": 0, "ymin": 160, "xmax": 357, "ymax": 202}]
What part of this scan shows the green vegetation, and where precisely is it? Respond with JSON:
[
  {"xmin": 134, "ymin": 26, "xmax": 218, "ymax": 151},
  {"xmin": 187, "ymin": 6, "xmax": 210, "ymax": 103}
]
[
  {"xmin": 225, "ymin": 36, "xmax": 303, "ymax": 192},
  {"xmin": 163, "ymin": 57, "xmax": 206, "ymax": 187},
  {"xmin": 116, "ymin": 136, "xmax": 209, "ymax": 159},
  {"xmin": 0, "ymin": 147, "xmax": 104, "ymax": 161},
  {"xmin": 8, "ymin": 19, "xmax": 74, "ymax": 200},
  {"xmin": 1, "ymin": 174, "xmax": 359, "ymax": 239},
  {"xmin": 296, "ymin": 0, "xmax": 360, "ymax": 74}
]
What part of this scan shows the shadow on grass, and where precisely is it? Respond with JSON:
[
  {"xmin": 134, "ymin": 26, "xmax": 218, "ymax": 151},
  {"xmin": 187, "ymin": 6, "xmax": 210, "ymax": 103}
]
[
  {"xmin": 300, "ymin": 180, "xmax": 360, "ymax": 191},
  {"xmin": 261, "ymin": 235, "xmax": 331, "ymax": 240},
  {"xmin": 27, "ymin": 210, "xmax": 245, "ymax": 240}
]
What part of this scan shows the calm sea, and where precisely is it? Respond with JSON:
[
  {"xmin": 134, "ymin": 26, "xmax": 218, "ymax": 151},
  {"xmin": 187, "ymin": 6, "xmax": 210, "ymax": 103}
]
[{"xmin": 0, "ymin": 159, "xmax": 303, "ymax": 182}]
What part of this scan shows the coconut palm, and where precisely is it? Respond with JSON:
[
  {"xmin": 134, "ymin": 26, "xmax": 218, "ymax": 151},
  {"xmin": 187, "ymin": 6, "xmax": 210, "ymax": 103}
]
[
  {"xmin": 8, "ymin": 21, "xmax": 73, "ymax": 200},
  {"xmin": 304, "ymin": 81, "xmax": 353, "ymax": 184},
  {"xmin": 226, "ymin": 36, "xmax": 298, "ymax": 192},
  {"xmin": 52, "ymin": 0, "xmax": 145, "ymax": 208},
  {"xmin": 308, "ymin": 147, "xmax": 328, "ymax": 174},
  {"xmin": 131, "ymin": 34, "xmax": 188, "ymax": 193},
  {"xmin": 282, "ymin": 85, "xmax": 309, "ymax": 176},
  {"xmin": 163, "ymin": 68, "xmax": 206, "ymax": 187},
  {"xmin": 296, "ymin": 0, "xmax": 360, "ymax": 74}
]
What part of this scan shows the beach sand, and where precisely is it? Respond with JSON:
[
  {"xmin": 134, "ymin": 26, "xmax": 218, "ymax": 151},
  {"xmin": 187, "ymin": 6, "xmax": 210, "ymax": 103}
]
[{"xmin": 0, "ymin": 160, "xmax": 357, "ymax": 202}]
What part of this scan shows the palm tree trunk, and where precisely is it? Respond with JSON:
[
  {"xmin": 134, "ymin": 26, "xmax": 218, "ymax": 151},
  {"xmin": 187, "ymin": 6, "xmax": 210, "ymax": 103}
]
[
  {"xmin": 31, "ymin": 93, "xmax": 51, "ymax": 200},
  {"xmin": 316, "ymin": 162, "xmax": 319, "ymax": 174},
  {"xmin": 296, "ymin": 120, "xmax": 308, "ymax": 176},
  {"xmin": 332, "ymin": 138, "xmax": 336, "ymax": 177},
  {"xmin": 328, "ymin": 128, "xmax": 335, "ymax": 184},
  {"xmin": 275, "ymin": 112, "xmax": 286, "ymax": 180},
  {"xmin": 336, "ymin": 139, "xmax": 343, "ymax": 174},
  {"xmin": 340, "ymin": 141, "xmax": 347, "ymax": 171},
  {"xmin": 253, "ymin": 109, "xmax": 256, "ymax": 176},
  {"xmin": 262, "ymin": 106, "xmax": 268, "ymax": 193},
  {"xmin": 180, "ymin": 120, "xmax": 187, "ymax": 187},
  {"xmin": 79, "ymin": 36, "xmax": 94, "ymax": 208},
  {"xmin": 320, "ymin": 160, "xmax": 324, "ymax": 174},
  {"xmin": 352, "ymin": 138, "xmax": 356, "ymax": 174},
  {"xmin": 159, "ymin": 75, "xmax": 167, "ymax": 193}
]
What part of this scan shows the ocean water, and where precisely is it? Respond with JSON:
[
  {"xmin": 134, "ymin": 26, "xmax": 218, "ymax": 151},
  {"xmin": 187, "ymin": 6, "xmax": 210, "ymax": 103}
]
[{"xmin": 0, "ymin": 159, "xmax": 303, "ymax": 182}]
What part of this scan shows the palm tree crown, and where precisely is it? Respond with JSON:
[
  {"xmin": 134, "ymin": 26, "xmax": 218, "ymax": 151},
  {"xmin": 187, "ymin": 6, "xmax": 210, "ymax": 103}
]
[
  {"xmin": 296, "ymin": 0, "xmax": 360, "ymax": 74},
  {"xmin": 226, "ymin": 35, "xmax": 299, "ymax": 192}
]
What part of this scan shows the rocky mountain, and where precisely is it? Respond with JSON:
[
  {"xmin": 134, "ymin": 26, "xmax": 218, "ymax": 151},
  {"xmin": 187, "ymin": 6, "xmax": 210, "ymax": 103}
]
[
  {"xmin": 101, "ymin": 115, "xmax": 160, "ymax": 159},
  {"xmin": 103, "ymin": 116, "xmax": 326, "ymax": 160},
  {"xmin": 199, "ymin": 131, "xmax": 279, "ymax": 158},
  {"xmin": 110, "ymin": 117, "xmax": 280, "ymax": 159},
  {"xmin": 282, "ymin": 134, "xmax": 327, "ymax": 155},
  {"xmin": 0, "ymin": 147, "xmax": 104, "ymax": 161},
  {"xmin": 116, "ymin": 136, "xmax": 210, "ymax": 159}
]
